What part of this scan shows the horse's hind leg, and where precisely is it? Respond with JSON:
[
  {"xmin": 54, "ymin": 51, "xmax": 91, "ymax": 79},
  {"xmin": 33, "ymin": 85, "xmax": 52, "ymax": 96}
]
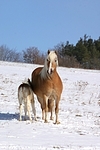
[
  {"xmin": 50, "ymin": 107, "xmax": 54, "ymax": 120},
  {"xmin": 37, "ymin": 96, "xmax": 45, "ymax": 120},
  {"xmin": 49, "ymin": 99, "xmax": 55, "ymax": 120}
]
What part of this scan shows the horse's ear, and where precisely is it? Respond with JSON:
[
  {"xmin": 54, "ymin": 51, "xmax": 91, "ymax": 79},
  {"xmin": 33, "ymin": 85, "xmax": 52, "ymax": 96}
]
[
  {"xmin": 48, "ymin": 50, "xmax": 50, "ymax": 54},
  {"xmin": 55, "ymin": 50, "xmax": 57, "ymax": 55}
]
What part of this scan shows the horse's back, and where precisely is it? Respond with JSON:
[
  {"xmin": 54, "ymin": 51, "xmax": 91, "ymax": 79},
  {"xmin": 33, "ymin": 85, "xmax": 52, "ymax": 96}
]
[
  {"xmin": 31, "ymin": 67, "xmax": 44, "ymax": 94},
  {"xmin": 32, "ymin": 67, "xmax": 43, "ymax": 77}
]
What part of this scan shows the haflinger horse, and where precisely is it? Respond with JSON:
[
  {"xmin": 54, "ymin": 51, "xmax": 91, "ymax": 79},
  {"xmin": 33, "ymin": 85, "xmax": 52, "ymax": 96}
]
[{"xmin": 30, "ymin": 50, "xmax": 63, "ymax": 124}]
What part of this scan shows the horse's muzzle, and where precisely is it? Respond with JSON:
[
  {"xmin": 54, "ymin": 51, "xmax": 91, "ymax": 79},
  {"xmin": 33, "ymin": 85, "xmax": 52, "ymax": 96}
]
[{"xmin": 47, "ymin": 68, "xmax": 53, "ymax": 75}]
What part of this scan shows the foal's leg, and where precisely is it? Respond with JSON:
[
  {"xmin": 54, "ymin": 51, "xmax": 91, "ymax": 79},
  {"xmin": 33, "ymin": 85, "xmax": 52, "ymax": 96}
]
[
  {"xmin": 18, "ymin": 96, "xmax": 23, "ymax": 121},
  {"xmin": 31, "ymin": 98, "xmax": 36, "ymax": 121},
  {"xmin": 19, "ymin": 104, "xmax": 23, "ymax": 121},
  {"xmin": 24, "ymin": 100, "xmax": 27, "ymax": 120},
  {"xmin": 27, "ymin": 96, "xmax": 32, "ymax": 121}
]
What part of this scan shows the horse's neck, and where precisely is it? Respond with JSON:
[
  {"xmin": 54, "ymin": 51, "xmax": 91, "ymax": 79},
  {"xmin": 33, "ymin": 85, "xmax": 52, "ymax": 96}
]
[{"xmin": 40, "ymin": 67, "xmax": 57, "ymax": 80}]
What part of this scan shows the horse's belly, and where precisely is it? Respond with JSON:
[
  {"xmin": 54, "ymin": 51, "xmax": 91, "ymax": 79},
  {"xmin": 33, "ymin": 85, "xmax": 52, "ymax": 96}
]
[
  {"xmin": 34, "ymin": 86, "xmax": 55, "ymax": 99},
  {"xmin": 47, "ymin": 88, "xmax": 58, "ymax": 100}
]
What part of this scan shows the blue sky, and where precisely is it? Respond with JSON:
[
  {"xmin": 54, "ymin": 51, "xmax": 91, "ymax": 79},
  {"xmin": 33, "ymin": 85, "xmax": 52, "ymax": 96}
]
[{"xmin": 0, "ymin": 0, "xmax": 100, "ymax": 53}]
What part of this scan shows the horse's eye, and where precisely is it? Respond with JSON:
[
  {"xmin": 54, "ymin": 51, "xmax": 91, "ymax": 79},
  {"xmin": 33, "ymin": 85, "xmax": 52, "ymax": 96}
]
[{"xmin": 55, "ymin": 59, "xmax": 57, "ymax": 62}]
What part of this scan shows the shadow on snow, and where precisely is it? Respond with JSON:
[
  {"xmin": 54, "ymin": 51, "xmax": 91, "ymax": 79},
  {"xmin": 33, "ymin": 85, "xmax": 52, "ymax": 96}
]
[{"xmin": 0, "ymin": 112, "xmax": 19, "ymax": 120}]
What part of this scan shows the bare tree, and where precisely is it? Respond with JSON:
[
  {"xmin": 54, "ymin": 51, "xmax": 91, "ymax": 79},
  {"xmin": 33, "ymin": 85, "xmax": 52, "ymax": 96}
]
[
  {"xmin": 23, "ymin": 47, "xmax": 45, "ymax": 64},
  {"xmin": 0, "ymin": 45, "xmax": 22, "ymax": 62}
]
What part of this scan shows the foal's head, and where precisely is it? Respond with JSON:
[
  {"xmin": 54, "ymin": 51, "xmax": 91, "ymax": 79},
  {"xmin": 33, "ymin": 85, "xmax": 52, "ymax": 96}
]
[{"xmin": 45, "ymin": 50, "xmax": 58, "ymax": 75}]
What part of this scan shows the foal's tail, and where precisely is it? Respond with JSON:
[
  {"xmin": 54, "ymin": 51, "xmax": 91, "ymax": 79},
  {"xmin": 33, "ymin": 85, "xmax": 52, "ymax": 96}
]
[{"xmin": 28, "ymin": 78, "xmax": 33, "ymax": 91}]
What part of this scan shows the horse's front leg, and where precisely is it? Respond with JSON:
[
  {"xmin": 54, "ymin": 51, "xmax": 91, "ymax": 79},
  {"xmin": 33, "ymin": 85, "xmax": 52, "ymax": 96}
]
[
  {"xmin": 42, "ymin": 109, "xmax": 45, "ymax": 120},
  {"xmin": 55, "ymin": 99, "xmax": 60, "ymax": 124},
  {"xmin": 43, "ymin": 95, "xmax": 49, "ymax": 123}
]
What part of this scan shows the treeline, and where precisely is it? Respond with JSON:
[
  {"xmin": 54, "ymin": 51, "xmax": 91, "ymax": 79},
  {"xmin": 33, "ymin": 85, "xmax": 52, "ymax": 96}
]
[
  {"xmin": 0, "ymin": 35, "xmax": 100, "ymax": 69},
  {"xmin": 0, "ymin": 45, "xmax": 45, "ymax": 64},
  {"xmin": 54, "ymin": 35, "xmax": 100, "ymax": 69}
]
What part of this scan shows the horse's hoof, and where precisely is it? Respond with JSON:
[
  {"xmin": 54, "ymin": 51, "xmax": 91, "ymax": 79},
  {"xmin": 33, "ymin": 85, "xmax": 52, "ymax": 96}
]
[
  {"xmin": 34, "ymin": 117, "xmax": 37, "ymax": 121},
  {"xmin": 44, "ymin": 120, "xmax": 49, "ymax": 123},
  {"xmin": 54, "ymin": 121, "xmax": 60, "ymax": 124},
  {"xmin": 42, "ymin": 117, "xmax": 45, "ymax": 120},
  {"xmin": 26, "ymin": 120, "xmax": 32, "ymax": 124},
  {"xmin": 50, "ymin": 117, "xmax": 54, "ymax": 120},
  {"xmin": 30, "ymin": 120, "xmax": 33, "ymax": 123}
]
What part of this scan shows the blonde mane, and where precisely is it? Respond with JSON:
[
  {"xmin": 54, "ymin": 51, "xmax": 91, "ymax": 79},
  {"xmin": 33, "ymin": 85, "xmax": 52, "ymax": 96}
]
[{"xmin": 40, "ymin": 51, "xmax": 58, "ymax": 79}]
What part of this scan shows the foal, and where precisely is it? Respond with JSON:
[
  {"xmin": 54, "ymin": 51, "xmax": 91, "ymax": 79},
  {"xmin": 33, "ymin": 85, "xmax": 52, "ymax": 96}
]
[
  {"xmin": 18, "ymin": 81, "xmax": 36, "ymax": 121},
  {"xmin": 30, "ymin": 50, "xmax": 63, "ymax": 124}
]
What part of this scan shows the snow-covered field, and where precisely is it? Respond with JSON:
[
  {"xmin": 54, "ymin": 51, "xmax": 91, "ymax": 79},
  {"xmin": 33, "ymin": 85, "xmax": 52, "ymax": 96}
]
[{"xmin": 0, "ymin": 61, "xmax": 100, "ymax": 150}]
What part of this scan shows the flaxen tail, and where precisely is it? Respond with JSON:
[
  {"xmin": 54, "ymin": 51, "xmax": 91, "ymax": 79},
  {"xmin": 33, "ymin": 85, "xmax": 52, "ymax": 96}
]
[{"xmin": 28, "ymin": 78, "xmax": 33, "ymax": 91}]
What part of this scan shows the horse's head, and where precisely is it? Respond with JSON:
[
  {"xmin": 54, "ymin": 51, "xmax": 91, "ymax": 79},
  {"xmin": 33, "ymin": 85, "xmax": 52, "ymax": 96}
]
[{"xmin": 45, "ymin": 50, "xmax": 58, "ymax": 75}]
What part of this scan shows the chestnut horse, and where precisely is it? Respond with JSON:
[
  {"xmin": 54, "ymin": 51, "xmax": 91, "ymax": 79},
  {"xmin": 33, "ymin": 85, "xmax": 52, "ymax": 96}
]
[{"xmin": 30, "ymin": 50, "xmax": 63, "ymax": 124}]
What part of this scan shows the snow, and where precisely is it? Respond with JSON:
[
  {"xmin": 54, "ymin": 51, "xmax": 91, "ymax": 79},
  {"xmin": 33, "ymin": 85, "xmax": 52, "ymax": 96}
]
[{"xmin": 0, "ymin": 61, "xmax": 100, "ymax": 150}]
